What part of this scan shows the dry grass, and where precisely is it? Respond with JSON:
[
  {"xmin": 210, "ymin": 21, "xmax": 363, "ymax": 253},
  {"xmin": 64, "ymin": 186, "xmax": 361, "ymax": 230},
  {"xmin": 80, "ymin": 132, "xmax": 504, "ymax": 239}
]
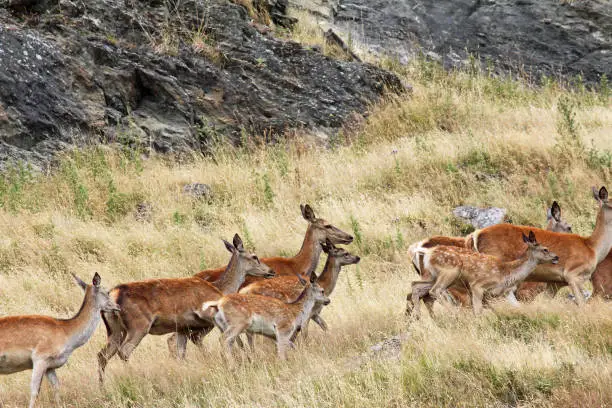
[{"xmin": 0, "ymin": 54, "xmax": 611, "ymax": 407}]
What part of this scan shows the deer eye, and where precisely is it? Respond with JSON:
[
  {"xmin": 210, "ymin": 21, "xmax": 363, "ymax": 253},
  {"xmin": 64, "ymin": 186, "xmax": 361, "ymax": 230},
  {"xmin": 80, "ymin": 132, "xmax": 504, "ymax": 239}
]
[
  {"xmin": 325, "ymin": 225, "xmax": 332, "ymax": 229},
  {"xmin": 253, "ymin": 256, "xmax": 259, "ymax": 263}
]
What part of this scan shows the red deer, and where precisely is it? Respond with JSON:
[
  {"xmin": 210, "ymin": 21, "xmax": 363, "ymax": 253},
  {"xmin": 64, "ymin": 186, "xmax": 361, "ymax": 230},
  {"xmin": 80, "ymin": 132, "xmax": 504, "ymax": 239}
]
[
  {"xmin": 408, "ymin": 232, "xmax": 559, "ymax": 317},
  {"xmin": 0, "ymin": 273, "xmax": 118, "ymax": 408},
  {"xmin": 239, "ymin": 239, "xmax": 360, "ymax": 338},
  {"xmin": 469, "ymin": 187, "xmax": 612, "ymax": 305},
  {"xmin": 97, "ymin": 235, "xmax": 272, "ymax": 383},
  {"xmin": 202, "ymin": 275, "xmax": 330, "ymax": 360},
  {"xmin": 168, "ymin": 204, "xmax": 353, "ymax": 354},
  {"xmin": 407, "ymin": 201, "xmax": 573, "ymax": 312}
]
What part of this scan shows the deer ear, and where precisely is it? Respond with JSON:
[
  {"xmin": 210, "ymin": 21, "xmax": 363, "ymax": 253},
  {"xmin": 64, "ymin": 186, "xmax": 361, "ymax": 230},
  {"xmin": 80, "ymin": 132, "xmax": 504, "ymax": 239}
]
[
  {"xmin": 301, "ymin": 204, "xmax": 316, "ymax": 222},
  {"xmin": 92, "ymin": 272, "xmax": 101, "ymax": 287},
  {"xmin": 72, "ymin": 273, "xmax": 87, "ymax": 291},
  {"xmin": 599, "ymin": 187, "xmax": 608, "ymax": 201},
  {"xmin": 310, "ymin": 273, "xmax": 317, "ymax": 284},
  {"xmin": 551, "ymin": 201, "xmax": 561, "ymax": 222},
  {"xmin": 522, "ymin": 233, "xmax": 529, "ymax": 244},
  {"xmin": 233, "ymin": 234, "xmax": 244, "ymax": 252},
  {"xmin": 529, "ymin": 231, "xmax": 536, "ymax": 244},
  {"xmin": 593, "ymin": 186, "xmax": 602, "ymax": 202},
  {"xmin": 223, "ymin": 239, "xmax": 235, "ymax": 253}
]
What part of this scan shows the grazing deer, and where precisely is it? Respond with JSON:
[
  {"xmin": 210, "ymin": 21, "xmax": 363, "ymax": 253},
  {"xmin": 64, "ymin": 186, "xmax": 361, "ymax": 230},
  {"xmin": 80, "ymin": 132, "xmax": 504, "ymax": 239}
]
[
  {"xmin": 239, "ymin": 239, "xmax": 360, "ymax": 338},
  {"xmin": 97, "ymin": 235, "xmax": 273, "ymax": 383},
  {"xmin": 168, "ymin": 204, "xmax": 353, "ymax": 353},
  {"xmin": 203, "ymin": 275, "xmax": 330, "ymax": 360},
  {"xmin": 0, "ymin": 273, "xmax": 118, "ymax": 408},
  {"xmin": 409, "ymin": 231, "xmax": 559, "ymax": 317},
  {"xmin": 468, "ymin": 187, "xmax": 612, "ymax": 305},
  {"xmin": 406, "ymin": 201, "xmax": 573, "ymax": 313}
]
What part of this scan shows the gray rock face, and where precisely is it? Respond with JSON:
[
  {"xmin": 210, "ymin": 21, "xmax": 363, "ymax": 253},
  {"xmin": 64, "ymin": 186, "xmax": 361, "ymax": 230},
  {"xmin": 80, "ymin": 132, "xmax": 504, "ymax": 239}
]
[
  {"xmin": 453, "ymin": 205, "xmax": 507, "ymax": 229},
  {"xmin": 0, "ymin": 0, "xmax": 402, "ymax": 169},
  {"xmin": 292, "ymin": 0, "xmax": 611, "ymax": 83},
  {"xmin": 183, "ymin": 183, "xmax": 213, "ymax": 200}
]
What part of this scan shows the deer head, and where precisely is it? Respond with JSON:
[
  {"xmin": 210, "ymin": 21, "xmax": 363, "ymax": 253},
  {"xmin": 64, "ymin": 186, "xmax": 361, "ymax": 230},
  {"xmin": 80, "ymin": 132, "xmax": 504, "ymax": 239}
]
[
  {"xmin": 593, "ymin": 186, "xmax": 612, "ymax": 225},
  {"xmin": 546, "ymin": 201, "xmax": 572, "ymax": 233},
  {"xmin": 223, "ymin": 234, "xmax": 275, "ymax": 278},
  {"xmin": 522, "ymin": 231, "xmax": 559, "ymax": 264},
  {"xmin": 321, "ymin": 239, "xmax": 361, "ymax": 266},
  {"xmin": 73, "ymin": 272, "xmax": 120, "ymax": 312},
  {"xmin": 300, "ymin": 204, "xmax": 353, "ymax": 246}
]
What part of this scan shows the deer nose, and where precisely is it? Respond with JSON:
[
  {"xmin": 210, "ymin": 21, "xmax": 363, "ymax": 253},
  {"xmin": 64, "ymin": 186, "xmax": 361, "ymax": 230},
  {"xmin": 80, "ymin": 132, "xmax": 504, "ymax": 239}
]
[
  {"xmin": 552, "ymin": 256, "xmax": 560, "ymax": 264},
  {"xmin": 355, "ymin": 256, "xmax": 361, "ymax": 263}
]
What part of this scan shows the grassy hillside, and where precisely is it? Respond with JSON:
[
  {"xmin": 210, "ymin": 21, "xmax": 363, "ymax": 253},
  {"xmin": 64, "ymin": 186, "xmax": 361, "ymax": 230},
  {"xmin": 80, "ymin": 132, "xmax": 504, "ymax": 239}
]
[{"xmin": 0, "ymin": 54, "xmax": 611, "ymax": 406}]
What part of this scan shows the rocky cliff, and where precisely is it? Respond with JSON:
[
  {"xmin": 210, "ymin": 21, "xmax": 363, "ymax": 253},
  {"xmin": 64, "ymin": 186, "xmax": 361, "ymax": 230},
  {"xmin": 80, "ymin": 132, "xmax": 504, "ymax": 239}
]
[
  {"xmin": 293, "ymin": 0, "xmax": 610, "ymax": 83},
  {"xmin": 0, "ymin": 0, "xmax": 402, "ymax": 169}
]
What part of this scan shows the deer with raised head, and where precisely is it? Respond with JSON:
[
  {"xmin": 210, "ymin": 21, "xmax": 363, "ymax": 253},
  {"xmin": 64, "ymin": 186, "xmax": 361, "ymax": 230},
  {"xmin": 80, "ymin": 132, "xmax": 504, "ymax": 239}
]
[
  {"xmin": 406, "ymin": 201, "xmax": 573, "ymax": 313},
  {"xmin": 168, "ymin": 204, "xmax": 353, "ymax": 354},
  {"xmin": 239, "ymin": 239, "xmax": 360, "ymax": 338},
  {"xmin": 97, "ymin": 234, "xmax": 273, "ymax": 383},
  {"xmin": 468, "ymin": 187, "xmax": 612, "ymax": 305},
  {"xmin": 409, "ymin": 231, "xmax": 559, "ymax": 317},
  {"xmin": 0, "ymin": 273, "xmax": 118, "ymax": 408},
  {"xmin": 203, "ymin": 275, "xmax": 330, "ymax": 360}
]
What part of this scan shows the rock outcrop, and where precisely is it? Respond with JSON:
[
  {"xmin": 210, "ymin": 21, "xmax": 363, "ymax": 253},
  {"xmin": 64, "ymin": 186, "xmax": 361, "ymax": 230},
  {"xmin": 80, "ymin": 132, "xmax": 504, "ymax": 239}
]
[
  {"xmin": 292, "ymin": 0, "xmax": 611, "ymax": 83},
  {"xmin": 0, "ymin": 0, "xmax": 402, "ymax": 169}
]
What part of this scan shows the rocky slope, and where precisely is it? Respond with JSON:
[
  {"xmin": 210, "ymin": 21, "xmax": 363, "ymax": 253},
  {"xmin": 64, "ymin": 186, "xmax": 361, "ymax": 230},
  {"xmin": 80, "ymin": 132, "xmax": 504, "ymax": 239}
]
[
  {"xmin": 293, "ymin": 0, "xmax": 611, "ymax": 83},
  {"xmin": 0, "ymin": 0, "xmax": 403, "ymax": 169}
]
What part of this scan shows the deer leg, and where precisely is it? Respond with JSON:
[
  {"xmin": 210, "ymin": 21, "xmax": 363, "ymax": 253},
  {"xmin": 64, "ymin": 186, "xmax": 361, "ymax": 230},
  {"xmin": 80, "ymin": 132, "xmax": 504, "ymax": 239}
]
[
  {"xmin": 567, "ymin": 277, "xmax": 587, "ymax": 306},
  {"xmin": 28, "ymin": 360, "xmax": 47, "ymax": 408},
  {"xmin": 118, "ymin": 327, "xmax": 149, "ymax": 361},
  {"xmin": 275, "ymin": 330, "xmax": 291, "ymax": 360},
  {"xmin": 222, "ymin": 323, "xmax": 249, "ymax": 359},
  {"xmin": 168, "ymin": 333, "xmax": 189, "ymax": 360},
  {"xmin": 471, "ymin": 286, "xmax": 485, "ymax": 315},
  {"xmin": 505, "ymin": 287, "xmax": 520, "ymax": 307},
  {"xmin": 409, "ymin": 281, "xmax": 434, "ymax": 319},
  {"xmin": 430, "ymin": 275, "xmax": 455, "ymax": 310},
  {"xmin": 45, "ymin": 368, "xmax": 60, "ymax": 407},
  {"xmin": 98, "ymin": 313, "xmax": 125, "ymax": 384},
  {"xmin": 312, "ymin": 314, "xmax": 328, "ymax": 331}
]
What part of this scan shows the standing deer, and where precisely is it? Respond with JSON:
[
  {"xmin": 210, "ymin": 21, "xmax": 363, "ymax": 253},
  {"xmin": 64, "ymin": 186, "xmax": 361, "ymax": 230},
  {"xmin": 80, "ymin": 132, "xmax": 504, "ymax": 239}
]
[
  {"xmin": 407, "ymin": 201, "xmax": 573, "ymax": 313},
  {"xmin": 467, "ymin": 187, "xmax": 612, "ymax": 305},
  {"xmin": 97, "ymin": 234, "xmax": 273, "ymax": 383},
  {"xmin": 409, "ymin": 231, "xmax": 559, "ymax": 317},
  {"xmin": 167, "ymin": 204, "xmax": 353, "ymax": 354},
  {"xmin": 203, "ymin": 275, "xmax": 330, "ymax": 360},
  {"xmin": 0, "ymin": 273, "xmax": 118, "ymax": 408},
  {"xmin": 239, "ymin": 239, "xmax": 360, "ymax": 339}
]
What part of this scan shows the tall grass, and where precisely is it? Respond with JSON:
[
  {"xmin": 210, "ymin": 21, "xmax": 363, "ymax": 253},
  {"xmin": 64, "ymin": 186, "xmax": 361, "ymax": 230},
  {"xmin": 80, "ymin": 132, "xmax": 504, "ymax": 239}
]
[{"xmin": 0, "ymin": 47, "xmax": 610, "ymax": 407}]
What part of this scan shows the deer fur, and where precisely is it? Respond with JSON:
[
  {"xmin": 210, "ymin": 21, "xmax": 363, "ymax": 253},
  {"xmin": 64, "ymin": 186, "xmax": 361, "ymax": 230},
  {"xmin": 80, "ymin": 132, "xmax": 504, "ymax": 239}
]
[
  {"xmin": 0, "ymin": 273, "xmax": 118, "ymax": 408},
  {"xmin": 407, "ymin": 201, "xmax": 573, "ymax": 313},
  {"xmin": 203, "ymin": 275, "xmax": 330, "ymax": 360},
  {"xmin": 168, "ymin": 204, "xmax": 353, "ymax": 353},
  {"xmin": 239, "ymin": 239, "xmax": 360, "ymax": 338},
  {"xmin": 97, "ymin": 235, "xmax": 272, "ymax": 383},
  {"xmin": 469, "ymin": 187, "xmax": 612, "ymax": 305},
  {"xmin": 410, "ymin": 232, "xmax": 558, "ymax": 317}
]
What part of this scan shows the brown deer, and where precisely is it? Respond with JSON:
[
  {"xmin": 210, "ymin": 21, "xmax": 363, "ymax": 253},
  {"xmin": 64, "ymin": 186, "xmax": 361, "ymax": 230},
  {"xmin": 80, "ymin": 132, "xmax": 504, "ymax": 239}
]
[
  {"xmin": 97, "ymin": 234, "xmax": 273, "ymax": 383},
  {"xmin": 168, "ymin": 204, "xmax": 353, "ymax": 353},
  {"xmin": 0, "ymin": 273, "xmax": 118, "ymax": 408},
  {"xmin": 407, "ymin": 201, "xmax": 573, "ymax": 313},
  {"xmin": 409, "ymin": 231, "xmax": 559, "ymax": 317},
  {"xmin": 239, "ymin": 239, "xmax": 360, "ymax": 338},
  {"xmin": 592, "ymin": 254, "xmax": 612, "ymax": 299},
  {"xmin": 467, "ymin": 187, "xmax": 612, "ymax": 305},
  {"xmin": 202, "ymin": 275, "xmax": 330, "ymax": 360}
]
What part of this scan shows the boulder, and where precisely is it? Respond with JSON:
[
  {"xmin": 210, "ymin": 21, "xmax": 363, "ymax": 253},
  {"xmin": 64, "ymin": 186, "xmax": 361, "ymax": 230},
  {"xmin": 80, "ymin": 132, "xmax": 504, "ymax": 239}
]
[{"xmin": 453, "ymin": 205, "xmax": 507, "ymax": 229}]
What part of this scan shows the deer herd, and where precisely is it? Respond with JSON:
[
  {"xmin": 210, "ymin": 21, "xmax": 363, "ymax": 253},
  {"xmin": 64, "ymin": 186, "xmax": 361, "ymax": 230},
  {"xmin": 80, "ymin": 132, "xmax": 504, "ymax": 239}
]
[{"xmin": 1, "ymin": 189, "xmax": 611, "ymax": 407}]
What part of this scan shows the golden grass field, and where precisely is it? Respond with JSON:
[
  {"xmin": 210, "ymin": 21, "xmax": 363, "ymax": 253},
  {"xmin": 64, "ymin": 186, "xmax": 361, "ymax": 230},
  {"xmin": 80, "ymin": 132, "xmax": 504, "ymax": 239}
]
[{"xmin": 0, "ymin": 19, "xmax": 611, "ymax": 407}]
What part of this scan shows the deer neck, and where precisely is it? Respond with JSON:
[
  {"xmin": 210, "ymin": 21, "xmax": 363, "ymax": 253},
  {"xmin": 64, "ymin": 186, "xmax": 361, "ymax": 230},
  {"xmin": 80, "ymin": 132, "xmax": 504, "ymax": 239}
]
[
  {"xmin": 586, "ymin": 209, "xmax": 612, "ymax": 264},
  {"xmin": 215, "ymin": 254, "xmax": 246, "ymax": 294},
  {"xmin": 63, "ymin": 288, "xmax": 101, "ymax": 351},
  {"xmin": 499, "ymin": 252, "xmax": 537, "ymax": 289},
  {"xmin": 293, "ymin": 224, "xmax": 323, "ymax": 277},
  {"xmin": 288, "ymin": 291, "xmax": 316, "ymax": 328},
  {"xmin": 317, "ymin": 256, "xmax": 341, "ymax": 296}
]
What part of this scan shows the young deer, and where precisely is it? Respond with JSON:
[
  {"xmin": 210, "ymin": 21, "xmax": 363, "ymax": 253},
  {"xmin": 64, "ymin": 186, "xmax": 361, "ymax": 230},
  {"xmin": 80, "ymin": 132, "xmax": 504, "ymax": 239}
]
[
  {"xmin": 0, "ymin": 273, "xmax": 118, "ymax": 408},
  {"xmin": 97, "ymin": 235, "xmax": 272, "ymax": 383},
  {"xmin": 469, "ymin": 187, "xmax": 612, "ymax": 305},
  {"xmin": 239, "ymin": 239, "xmax": 360, "ymax": 338},
  {"xmin": 169, "ymin": 204, "xmax": 353, "ymax": 353},
  {"xmin": 410, "ymin": 231, "xmax": 559, "ymax": 317},
  {"xmin": 407, "ymin": 201, "xmax": 573, "ymax": 313},
  {"xmin": 203, "ymin": 275, "xmax": 330, "ymax": 360}
]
